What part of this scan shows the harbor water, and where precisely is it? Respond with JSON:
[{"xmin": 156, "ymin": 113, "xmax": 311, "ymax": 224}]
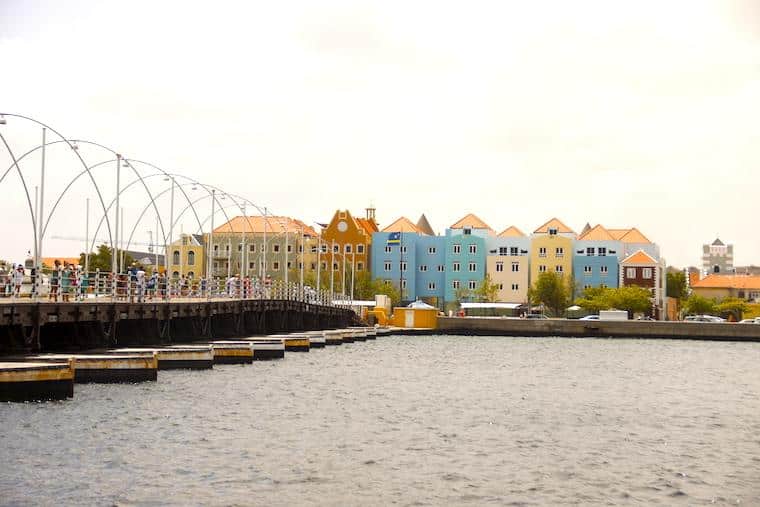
[{"xmin": 2, "ymin": 335, "xmax": 759, "ymax": 505}]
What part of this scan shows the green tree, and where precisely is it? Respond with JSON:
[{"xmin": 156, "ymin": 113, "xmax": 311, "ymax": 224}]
[
  {"xmin": 666, "ymin": 271, "xmax": 689, "ymax": 300},
  {"xmin": 609, "ymin": 286, "xmax": 653, "ymax": 318},
  {"xmin": 576, "ymin": 286, "xmax": 613, "ymax": 313},
  {"xmin": 79, "ymin": 244, "xmax": 135, "ymax": 272},
  {"xmin": 683, "ymin": 293, "xmax": 716, "ymax": 316},
  {"xmin": 474, "ymin": 273, "xmax": 500, "ymax": 302},
  {"xmin": 454, "ymin": 286, "xmax": 472, "ymax": 304},
  {"xmin": 716, "ymin": 297, "xmax": 749, "ymax": 321},
  {"xmin": 530, "ymin": 272, "xmax": 570, "ymax": 317}
]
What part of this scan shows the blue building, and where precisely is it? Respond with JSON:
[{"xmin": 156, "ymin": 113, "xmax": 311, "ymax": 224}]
[
  {"xmin": 371, "ymin": 216, "xmax": 446, "ymax": 307},
  {"xmin": 443, "ymin": 214, "xmax": 491, "ymax": 308}
]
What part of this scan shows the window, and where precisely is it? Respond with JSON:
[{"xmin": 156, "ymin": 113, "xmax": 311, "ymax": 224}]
[
  {"xmin": 321, "ymin": 262, "xmax": 327, "ymax": 270},
  {"xmin": 586, "ymin": 247, "xmax": 595, "ymax": 256},
  {"xmin": 249, "ymin": 244, "xmax": 255, "ymax": 253},
  {"xmin": 172, "ymin": 250, "xmax": 180, "ymax": 264},
  {"xmin": 333, "ymin": 244, "xmax": 339, "ymax": 253},
  {"xmin": 287, "ymin": 245, "xmax": 293, "ymax": 253},
  {"xmin": 273, "ymin": 244, "xmax": 280, "ymax": 253},
  {"xmin": 496, "ymin": 262, "xmax": 504, "ymax": 272},
  {"xmin": 213, "ymin": 245, "xmax": 219, "ymax": 253},
  {"xmin": 548, "ymin": 227, "xmax": 558, "ymax": 235},
  {"xmin": 539, "ymin": 265, "xmax": 547, "ymax": 273},
  {"xmin": 508, "ymin": 247, "xmax": 517, "ymax": 256},
  {"xmin": 600, "ymin": 283, "xmax": 608, "ymax": 289},
  {"xmin": 297, "ymin": 262, "xmax": 303, "ymax": 270},
  {"xmin": 463, "ymin": 228, "xmax": 472, "ymax": 235},
  {"xmin": 298, "ymin": 245, "xmax": 303, "ymax": 253},
  {"xmin": 345, "ymin": 244, "xmax": 352, "ymax": 253},
  {"xmin": 600, "ymin": 266, "xmax": 608, "ymax": 275},
  {"xmin": 497, "ymin": 283, "xmax": 503, "ymax": 290},
  {"xmin": 428, "ymin": 247, "xmax": 437, "ymax": 254},
  {"xmin": 511, "ymin": 283, "xmax": 519, "ymax": 291},
  {"xmin": 225, "ymin": 244, "xmax": 230, "ymax": 253},
  {"xmin": 401, "ymin": 279, "xmax": 407, "ymax": 289},
  {"xmin": 310, "ymin": 262, "xmax": 316, "ymax": 270},
  {"xmin": 287, "ymin": 261, "xmax": 292, "ymax": 270},
  {"xmin": 273, "ymin": 262, "xmax": 280, "ymax": 270},
  {"xmin": 172, "ymin": 271, "xmax": 179, "ymax": 278},
  {"xmin": 499, "ymin": 247, "xmax": 508, "ymax": 255},
  {"xmin": 187, "ymin": 251, "xmax": 195, "ymax": 266},
  {"xmin": 428, "ymin": 282, "xmax": 436, "ymax": 290},
  {"xmin": 357, "ymin": 245, "xmax": 364, "ymax": 254},
  {"xmin": 511, "ymin": 262, "xmax": 519, "ymax": 272},
  {"xmin": 584, "ymin": 284, "xmax": 592, "ymax": 290},
  {"xmin": 608, "ymin": 250, "xmax": 616, "ymax": 255},
  {"xmin": 556, "ymin": 247, "xmax": 564, "ymax": 258},
  {"xmin": 539, "ymin": 247, "xmax": 547, "ymax": 257},
  {"xmin": 400, "ymin": 246, "xmax": 407, "ymax": 254},
  {"xmin": 468, "ymin": 280, "xmax": 477, "ymax": 290},
  {"xmin": 357, "ymin": 262, "xmax": 364, "ymax": 271},
  {"xmin": 453, "ymin": 244, "xmax": 461, "ymax": 254},
  {"xmin": 400, "ymin": 262, "xmax": 407, "ymax": 271},
  {"xmin": 385, "ymin": 246, "xmax": 392, "ymax": 253},
  {"xmin": 555, "ymin": 265, "xmax": 563, "ymax": 273},
  {"xmin": 468, "ymin": 244, "xmax": 477, "ymax": 254},
  {"xmin": 453, "ymin": 262, "xmax": 461, "ymax": 272},
  {"xmin": 437, "ymin": 265, "xmax": 445, "ymax": 272},
  {"xmin": 598, "ymin": 247, "xmax": 606, "ymax": 256},
  {"xmin": 626, "ymin": 268, "xmax": 636, "ymax": 278},
  {"xmin": 384, "ymin": 262, "xmax": 392, "ymax": 271},
  {"xmin": 468, "ymin": 262, "xmax": 477, "ymax": 272},
  {"xmin": 321, "ymin": 244, "xmax": 328, "ymax": 253},
  {"xmin": 333, "ymin": 262, "xmax": 339, "ymax": 271},
  {"xmin": 249, "ymin": 262, "xmax": 255, "ymax": 269},
  {"xmin": 452, "ymin": 280, "xmax": 460, "ymax": 289},
  {"xmin": 584, "ymin": 265, "xmax": 592, "ymax": 274},
  {"xmin": 419, "ymin": 265, "xmax": 428, "ymax": 272},
  {"xmin": 237, "ymin": 243, "xmax": 242, "ymax": 252},
  {"xmin": 643, "ymin": 268, "xmax": 653, "ymax": 279}
]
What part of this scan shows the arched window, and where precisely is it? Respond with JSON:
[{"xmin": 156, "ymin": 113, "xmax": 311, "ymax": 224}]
[
  {"xmin": 187, "ymin": 251, "xmax": 195, "ymax": 266},
  {"xmin": 713, "ymin": 265, "xmax": 720, "ymax": 273},
  {"xmin": 187, "ymin": 271, "xmax": 194, "ymax": 279},
  {"xmin": 172, "ymin": 250, "xmax": 180, "ymax": 265}
]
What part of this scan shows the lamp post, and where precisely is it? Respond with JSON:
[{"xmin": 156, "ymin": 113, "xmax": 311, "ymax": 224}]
[
  {"xmin": 36, "ymin": 127, "xmax": 46, "ymax": 298},
  {"xmin": 112, "ymin": 154, "xmax": 121, "ymax": 301}
]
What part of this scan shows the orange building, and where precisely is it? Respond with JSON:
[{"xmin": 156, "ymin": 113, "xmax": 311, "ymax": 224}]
[{"xmin": 320, "ymin": 208, "xmax": 379, "ymax": 281}]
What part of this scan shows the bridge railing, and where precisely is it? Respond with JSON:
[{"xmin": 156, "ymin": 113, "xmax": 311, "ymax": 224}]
[{"xmin": 0, "ymin": 267, "xmax": 349, "ymax": 308}]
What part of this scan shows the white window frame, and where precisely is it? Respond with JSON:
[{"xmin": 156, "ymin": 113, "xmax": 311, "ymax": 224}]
[
  {"xmin": 468, "ymin": 262, "xmax": 477, "ymax": 272},
  {"xmin": 468, "ymin": 244, "xmax": 477, "ymax": 254},
  {"xmin": 453, "ymin": 262, "xmax": 461, "ymax": 272},
  {"xmin": 468, "ymin": 280, "xmax": 477, "ymax": 290},
  {"xmin": 419, "ymin": 265, "xmax": 428, "ymax": 272},
  {"xmin": 428, "ymin": 247, "xmax": 436, "ymax": 254},
  {"xmin": 511, "ymin": 262, "xmax": 519, "ymax": 272},
  {"xmin": 538, "ymin": 247, "xmax": 547, "ymax": 258},
  {"xmin": 384, "ymin": 261, "xmax": 392, "ymax": 271},
  {"xmin": 495, "ymin": 261, "xmax": 504, "ymax": 272},
  {"xmin": 453, "ymin": 244, "xmax": 461, "ymax": 254}
]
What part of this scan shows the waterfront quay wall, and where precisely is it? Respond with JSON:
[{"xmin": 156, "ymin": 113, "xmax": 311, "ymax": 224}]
[
  {"xmin": 0, "ymin": 300, "xmax": 358, "ymax": 354},
  {"xmin": 437, "ymin": 317, "xmax": 760, "ymax": 342}
]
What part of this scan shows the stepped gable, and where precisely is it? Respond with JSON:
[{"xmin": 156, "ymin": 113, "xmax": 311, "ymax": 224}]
[
  {"xmin": 213, "ymin": 216, "xmax": 317, "ymax": 236},
  {"xmin": 416, "ymin": 214, "xmax": 435, "ymax": 236},
  {"xmin": 450, "ymin": 213, "xmax": 494, "ymax": 233},
  {"xmin": 621, "ymin": 249, "xmax": 657, "ymax": 265},
  {"xmin": 497, "ymin": 226, "xmax": 526, "ymax": 238},
  {"xmin": 533, "ymin": 217, "xmax": 575, "ymax": 234},
  {"xmin": 577, "ymin": 224, "xmax": 615, "ymax": 241},
  {"xmin": 382, "ymin": 217, "xmax": 421, "ymax": 233}
]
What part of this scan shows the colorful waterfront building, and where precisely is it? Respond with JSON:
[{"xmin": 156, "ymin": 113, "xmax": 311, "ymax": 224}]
[
  {"xmin": 371, "ymin": 216, "xmax": 446, "ymax": 307},
  {"xmin": 321, "ymin": 208, "xmax": 378, "ymax": 288},
  {"xmin": 620, "ymin": 249, "xmax": 666, "ymax": 318},
  {"xmin": 529, "ymin": 218, "xmax": 576, "ymax": 288},
  {"xmin": 443, "ymin": 214, "xmax": 491, "ymax": 309},
  {"xmin": 485, "ymin": 226, "xmax": 530, "ymax": 303},
  {"xmin": 168, "ymin": 234, "xmax": 206, "ymax": 279},
  {"xmin": 572, "ymin": 224, "xmax": 622, "ymax": 295}
]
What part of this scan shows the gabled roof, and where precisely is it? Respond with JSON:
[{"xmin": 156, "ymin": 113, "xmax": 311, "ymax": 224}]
[
  {"xmin": 450, "ymin": 213, "xmax": 494, "ymax": 233},
  {"xmin": 356, "ymin": 217, "xmax": 379, "ymax": 235},
  {"xmin": 533, "ymin": 217, "xmax": 574, "ymax": 234},
  {"xmin": 213, "ymin": 216, "xmax": 317, "ymax": 236},
  {"xmin": 607, "ymin": 228, "xmax": 651, "ymax": 244},
  {"xmin": 41, "ymin": 257, "xmax": 80, "ymax": 267},
  {"xmin": 711, "ymin": 238, "xmax": 725, "ymax": 246},
  {"xmin": 580, "ymin": 222, "xmax": 592, "ymax": 236},
  {"xmin": 577, "ymin": 224, "xmax": 615, "ymax": 241},
  {"xmin": 621, "ymin": 249, "xmax": 658, "ymax": 265},
  {"xmin": 498, "ymin": 226, "xmax": 525, "ymax": 238},
  {"xmin": 382, "ymin": 217, "xmax": 421, "ymax": 233},
  {"xmin": 416, "ymin": 214, "xmax": 435, "ymax": 236},
  {"xmin": 691, "ymin": 274, "xmax": 760, "ymax": 290}
]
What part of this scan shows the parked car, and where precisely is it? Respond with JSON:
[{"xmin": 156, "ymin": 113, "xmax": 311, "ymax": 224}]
[
  {"xmin": 685, "ymin": 315, "xmax": 726, "ymax": 323},
  {"xmin": 525, "ymin": 313, "xmax": 549, "ymax": 320},
  {"xmin": 579, "ymin": 315, "xmax": 599, "ymax": 321},
  {"xmin": 739, "ymin": 318, "xmax": 760, "ymax": 324},
  {"xmin": 636, "ymin": 316, "xmax": 655, "ymax": 321}
]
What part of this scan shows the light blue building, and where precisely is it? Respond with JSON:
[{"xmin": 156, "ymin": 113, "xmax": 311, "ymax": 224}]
[{"xmin": 443, "ymin": 214, "xmax": 491, "ymax": 307}]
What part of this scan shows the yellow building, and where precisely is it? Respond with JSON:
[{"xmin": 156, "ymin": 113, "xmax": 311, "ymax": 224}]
[
  {"xmin": 320, "ymin": 208, "xmax": 378, "ymax": 285},
  {"xmin": 168, "ymin": 234, "xmax": 205, "ymax": 279},
  {"xmin": 529, "ymin": 218, "xmax": 576, "ymax": 288},
  {"xmin": 487, "ymin": 226, "xmax": 530, "ymax": 303}
]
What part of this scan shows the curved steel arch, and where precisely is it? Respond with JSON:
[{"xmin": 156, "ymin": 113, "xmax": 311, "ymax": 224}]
[
  {"xmin": 0, "ymin": 132, "xmax": 38, "ymax": 257},
  {"xmin": 0, "ymin": 114, "xmax": 115, "ymax": 252}
]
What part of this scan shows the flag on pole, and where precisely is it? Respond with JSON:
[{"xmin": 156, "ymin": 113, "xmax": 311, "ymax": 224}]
[{"xmin": 387, "ymin": 232, "xmax": 401, "ymax": 245}]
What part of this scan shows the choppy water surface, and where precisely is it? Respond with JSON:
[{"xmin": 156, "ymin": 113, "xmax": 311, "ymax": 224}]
[{"xmin": 2, "ymin": 336, "xmax": 760, "ymax": 506}]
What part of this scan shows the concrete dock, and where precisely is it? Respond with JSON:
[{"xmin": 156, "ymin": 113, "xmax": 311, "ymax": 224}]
[
  {"xmin": 301, "ymin": 331, "xmax": 326, "ymax": 348},
  {"xmin": 0, "ymin": 360, "xmax": 74, "ymax": 401},
  {"xmin": 323, "ymin": 330, "xmax": 344, "ymax": 345},
  {"xmin": 30, "ymin": 353, "xmax": 158, "ymax": 383},
  {"xmin": 209, "ymin": 341, "xmax": 254, "ymax": 364},
  {"xmin": 111, "ymin": 346, "xmax": 214, "ymax": 370},
  {"xmin": 267, "ymin": 334, "xmax": 310, "ymax": 352}
]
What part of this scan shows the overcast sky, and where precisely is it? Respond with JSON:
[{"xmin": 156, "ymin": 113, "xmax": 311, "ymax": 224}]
[{"xmin": 1, "ymin": 0, "xmax": 759, "ymax": 268}]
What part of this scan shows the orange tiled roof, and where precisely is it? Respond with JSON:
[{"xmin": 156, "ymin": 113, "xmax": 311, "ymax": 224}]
[
  {"xmin": 607, "ymin": 228, "xmax": 651, "ymax": 244},
  {"xmin": 450, "ymin": 213, "xmax": 494, "ymax": 232},
  {"xmin": 41, "ymin": 257, "xmax": 80, "ymax": 267},
  {"xmin": 533, "ymin": 218, "xmax": 574, "ymax": 234},
  {"xmin": 213, "ymin": 216, "xmax": 317, "ymax": 236},
  {"xmin": 498, "ymin": 226, "xmax": 525, "ymax": 238},
  {"xmin": 577, "ymin": 224, "xmax": 615, "ymax": 241},
  {"xmin": 691, "ymin": 274, "xmax": 760, "ymax": 290},
  {"xmin": 382, "ymin": 217, "xmax": 421, "ymax": 233},
  {"xmin": 356, "ymin": 217, "xmax": 379, "ymax": 236},
  {"xmin": 621, "ymin": 250, "xmax": 657, "ymax": 265}
]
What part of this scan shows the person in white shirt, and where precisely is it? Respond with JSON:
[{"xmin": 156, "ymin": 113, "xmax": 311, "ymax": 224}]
[{"xmin": 12, "ymin": 265, "xmax": 24, "ymax": 297}]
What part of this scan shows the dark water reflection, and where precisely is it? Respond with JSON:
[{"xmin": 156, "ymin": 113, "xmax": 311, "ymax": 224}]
[{"xmin": 2, "ymin": 336, "xmax": 760, "ymax": 506}]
